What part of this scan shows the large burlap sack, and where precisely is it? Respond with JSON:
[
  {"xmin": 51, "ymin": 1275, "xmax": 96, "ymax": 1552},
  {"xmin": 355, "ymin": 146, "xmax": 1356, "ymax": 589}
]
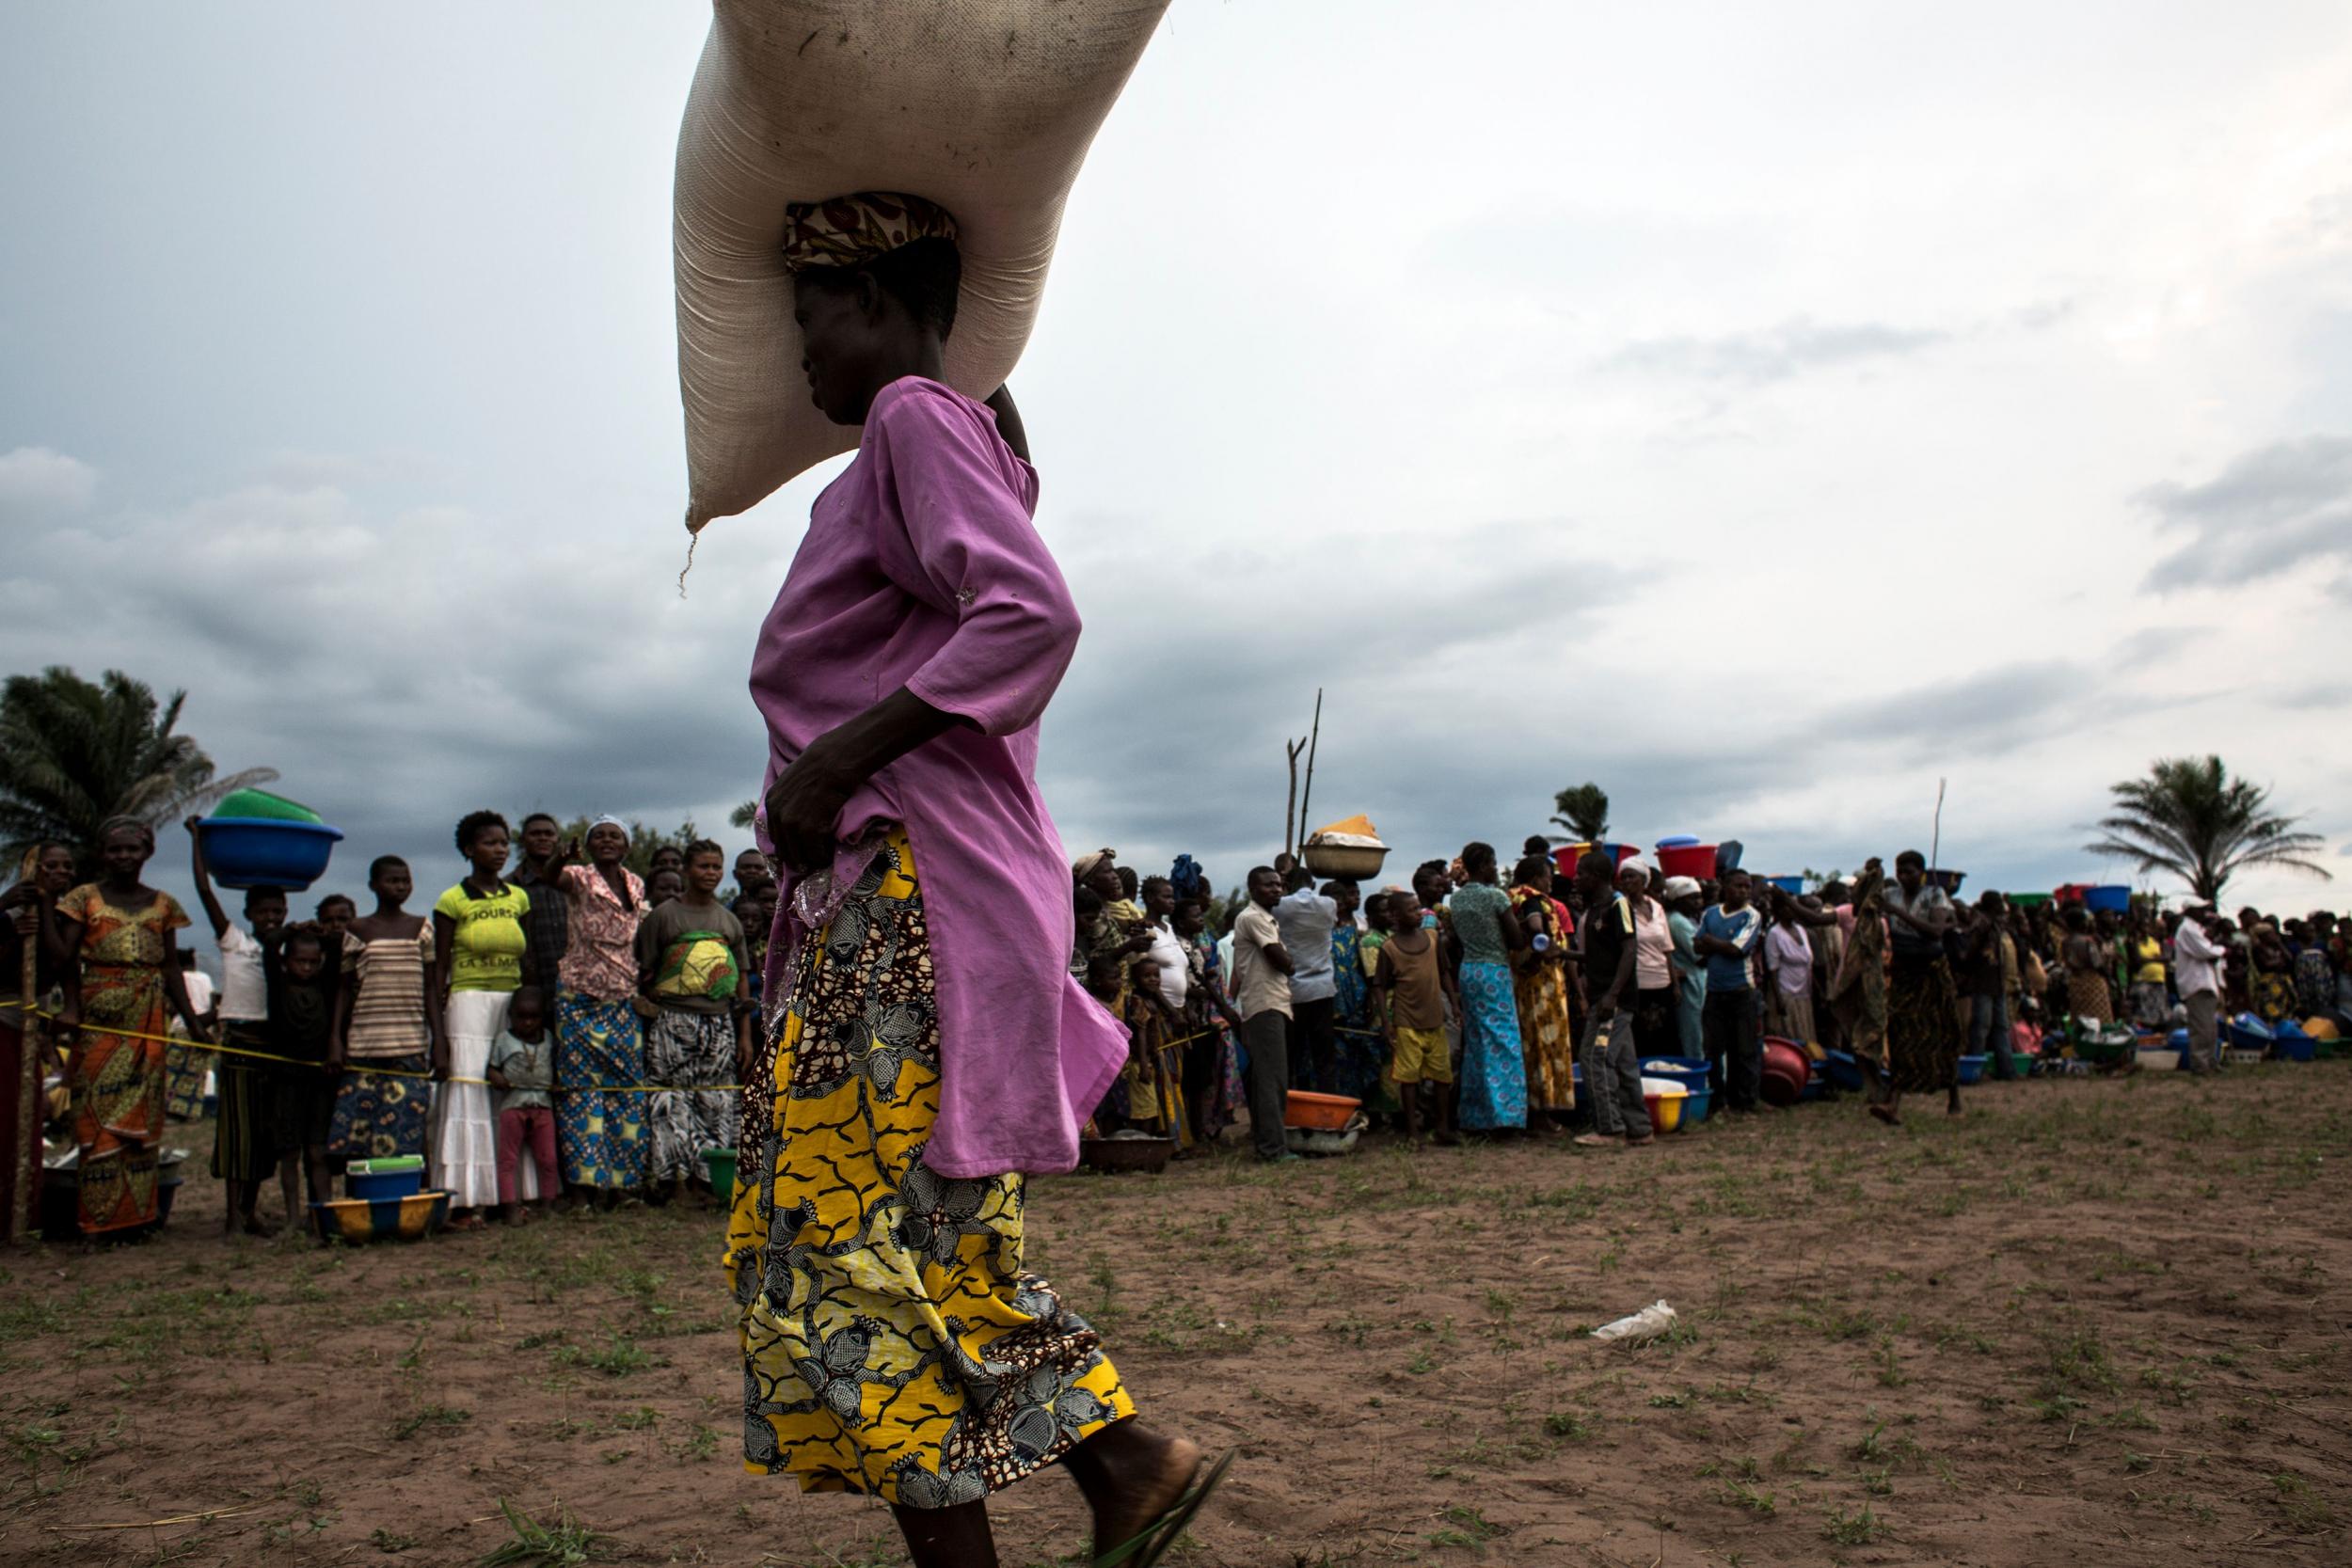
[{"xmin": 674, "ymin": 0, "xmax": 1169, "ymax": 531}]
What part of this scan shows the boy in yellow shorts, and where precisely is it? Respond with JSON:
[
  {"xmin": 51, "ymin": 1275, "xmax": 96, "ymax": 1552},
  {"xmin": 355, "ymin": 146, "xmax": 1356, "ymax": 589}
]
[{"xmin": 1375, "ymin": 888, "xmax": 1460, "ymax": 1144}]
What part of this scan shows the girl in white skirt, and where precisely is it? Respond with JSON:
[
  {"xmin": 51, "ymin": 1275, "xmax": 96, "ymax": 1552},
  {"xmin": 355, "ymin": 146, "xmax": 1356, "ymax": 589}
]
[{"xmin": 430, "ymin": 811, "xmax": 530, "ymax": 1228}]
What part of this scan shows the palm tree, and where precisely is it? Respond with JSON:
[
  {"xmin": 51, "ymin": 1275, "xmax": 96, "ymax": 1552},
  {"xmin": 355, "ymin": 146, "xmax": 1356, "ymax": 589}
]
[
  {"xmin": 1549, "ymin": 782, "xmax": 1610, "ymax": 844},
  {"xmin": 729, "ymin": 799, "xmax": 758, "ymax": 832},
  {"xmin": 2085, "ymin": 755, "xmax": 2330, "ymax": 903},
  {"xmin": 0, "ymin": 666, "xmax": 277, "ymax": 879}
]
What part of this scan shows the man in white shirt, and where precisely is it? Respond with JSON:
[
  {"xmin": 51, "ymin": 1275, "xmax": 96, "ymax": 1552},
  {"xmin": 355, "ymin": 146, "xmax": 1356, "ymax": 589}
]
[
  {"xmin": 1273, "ymin": 868, "xmax": 1338, "ymax": 1092},
  {"xmin": 1229, "ymin": 867, "xmax": 1295, "ymax": 1162},
  {"xmin": 2172, "ymin": 906, "xmax": 2226, "ymax": 1075}
]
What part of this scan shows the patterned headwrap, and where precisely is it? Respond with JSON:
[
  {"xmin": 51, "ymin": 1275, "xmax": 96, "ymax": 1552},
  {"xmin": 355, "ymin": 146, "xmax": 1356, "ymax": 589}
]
[
  {"xmin": 1071, "ymin": 848, "xmax": 1116, "ymax": 882},
  {"xmin": 590, "ymin": 815, "xmax": 630, "ymax": 841},
  {"xmin": 780, "ymin": 191, "xmax": 959, "ymax": 272},
  {"xmin": 97, "ymin": 814, "xmax": 155, "ymax": 853}
]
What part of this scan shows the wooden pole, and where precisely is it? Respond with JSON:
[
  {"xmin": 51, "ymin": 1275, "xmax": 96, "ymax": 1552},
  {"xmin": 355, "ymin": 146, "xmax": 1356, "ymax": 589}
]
[
  {"xmin": 1283, "ymin": 736, "xmax": 1307, "ymax": 859},
  {"xmin": 1931, "ymin": 778, "xmax": 1947, "ymax": 871},
  {"xmin": 1295, "ymin": 689, "xmax": 1325, "ymax": 856}
]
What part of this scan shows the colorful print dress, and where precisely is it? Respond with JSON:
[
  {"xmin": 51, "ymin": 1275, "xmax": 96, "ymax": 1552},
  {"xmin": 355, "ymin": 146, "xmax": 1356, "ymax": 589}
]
[
  {"xmin": 1448, "ymin": 882, "xmax": 1528, "ymax": 1132},
  {"xmin": 331, "ymin": 924, "xmax": 436, "ymax": 1162},
  {"xmin": 726, "ymin": 831, "xmax": 1131, "ymax": 1505},
  {"xmin": 554, "ymin": 864, "xmax": 646, "ymax": 1190},
  {"xmin": 1509, "ymin": 895, "xmax": 1577, "ymax": 1114},
  {"xmin": 60, "ymin": 885, "xmax": 189, "ymax": 1234}
]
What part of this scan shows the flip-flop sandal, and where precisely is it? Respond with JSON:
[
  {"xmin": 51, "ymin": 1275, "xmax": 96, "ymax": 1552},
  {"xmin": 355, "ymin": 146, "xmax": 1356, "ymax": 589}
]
[{"xmin": 1095, "ymin": 1449, "xmax": 1235, "ymax": 1568}]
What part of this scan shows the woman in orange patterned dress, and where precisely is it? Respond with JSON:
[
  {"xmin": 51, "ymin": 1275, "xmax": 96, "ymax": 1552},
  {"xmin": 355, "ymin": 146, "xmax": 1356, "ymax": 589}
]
[{"xmin": 53, "ymin": 818, "xmax": 210, "ymax": 1237}]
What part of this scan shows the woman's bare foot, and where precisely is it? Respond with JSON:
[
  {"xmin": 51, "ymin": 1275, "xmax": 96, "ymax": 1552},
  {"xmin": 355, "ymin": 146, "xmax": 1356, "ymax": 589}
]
[
  {"xmin": 1867, "ymin": 1102, "xmax": 1900, "ymax": 1127},
  {"xmin": 1065, "ymin": 1421, "xmax": 1200, "ymax": 1561}
]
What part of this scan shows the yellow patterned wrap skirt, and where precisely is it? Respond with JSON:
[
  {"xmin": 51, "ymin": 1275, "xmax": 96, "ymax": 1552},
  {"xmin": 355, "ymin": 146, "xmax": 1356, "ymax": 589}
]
[{"xmin": 723, "ymin": 829, "xmax": 1132, "ymax": 1507}]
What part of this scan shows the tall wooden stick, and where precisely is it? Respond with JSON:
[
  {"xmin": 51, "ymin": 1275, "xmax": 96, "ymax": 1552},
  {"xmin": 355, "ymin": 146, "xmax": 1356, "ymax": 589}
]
[
  {"xmin": 1283, "ymin": 736, "xmax": 1307, "ymax": 858},
  {"xmin": 1931, "ymin": 777, "xmax": 1947, "ymax": 872},
  {"xmin": 1295, "ymin": 689, "xmax": 1325, "ymax": 854}
]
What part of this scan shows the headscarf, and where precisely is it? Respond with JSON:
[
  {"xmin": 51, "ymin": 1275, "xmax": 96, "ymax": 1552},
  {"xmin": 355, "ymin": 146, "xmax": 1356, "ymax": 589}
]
[
  {"xmin": 97, "ymin": 814, "xmax": 155, "ymax": 854},
  {"xmin": 1662, "ymin": 876, "xmax": 1701, "ymax": 902},
  {"xmin": 1169, "ymin": 854, "xmax": 1206, "ymax": 903},
  {"xmin": 590, "ymin": 815, "xmax": 629, "ymax": 839},
  {"xmin": 780, "ymin": 191, "xmax": 959, "ymax": 271},
  {"xmin": 1071, "ymin": 848, "xmax": 1115, "ymax": 883},
  {"xmin": 1618, "ymin": 858, "xmax": 1652, "ymax": 885}
]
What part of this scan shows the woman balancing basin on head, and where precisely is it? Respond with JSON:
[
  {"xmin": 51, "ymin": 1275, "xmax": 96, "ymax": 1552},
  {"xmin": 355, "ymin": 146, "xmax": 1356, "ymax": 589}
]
[{"xmin": 723, "ymin": 193, "xmax": 1229, "ymax": 1568}]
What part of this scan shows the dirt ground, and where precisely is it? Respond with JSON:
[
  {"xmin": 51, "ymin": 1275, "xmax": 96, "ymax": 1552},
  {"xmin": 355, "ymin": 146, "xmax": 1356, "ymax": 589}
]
[{"xmin": 1, "ymin": 1065, "xmax": 2346, "ymax": 1568}]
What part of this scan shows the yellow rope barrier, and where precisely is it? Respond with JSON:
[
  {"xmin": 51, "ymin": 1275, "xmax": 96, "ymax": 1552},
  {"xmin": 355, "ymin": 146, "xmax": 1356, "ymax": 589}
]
[{"xmin": 3, "ymin": 1002, "xmax": 749, "ymax": 1095}]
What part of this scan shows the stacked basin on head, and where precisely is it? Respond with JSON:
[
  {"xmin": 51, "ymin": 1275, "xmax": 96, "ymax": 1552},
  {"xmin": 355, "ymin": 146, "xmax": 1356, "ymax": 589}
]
[
  {"xmin": 1654, "ymin": 839, "xmax": 1717, "ymax": 882},
  {"xmin": 1553, "ymin": 843, "xmax": 1640, "ymax": 879},
  {"xmin": 197, "ymin": 788, "xmax": 345, "ymax": 891}
]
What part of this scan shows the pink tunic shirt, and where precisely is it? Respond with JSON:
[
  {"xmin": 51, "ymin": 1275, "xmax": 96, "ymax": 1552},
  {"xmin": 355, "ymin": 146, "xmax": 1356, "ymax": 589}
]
[{"xmin": 749, "ymin": 376, "xmax": 1125, "ymax": 1179}]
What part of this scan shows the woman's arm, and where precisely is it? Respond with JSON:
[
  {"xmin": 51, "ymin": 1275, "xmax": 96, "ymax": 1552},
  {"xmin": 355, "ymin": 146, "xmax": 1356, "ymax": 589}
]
[
  {"xmin": 53, "ymin": 911, "xmax": 84, "ymax": 1064},
  {"xmin": 183, "ymin": 816, "xmax": 232, "ymax": 941},
  {"xmin": 160, "ymin": 929, "xmax": 209, "ymax": 1041},
  {"xmin": 430, "ymin": 911, "xmax": 456, "ymax": 1078},
  {"xmin": 763, "ymin": 687, "xmax": 966, "ymax": 874},
  {"xmin": 984, "ymin": 385, "xmax": 1030, "ymax": 464}
]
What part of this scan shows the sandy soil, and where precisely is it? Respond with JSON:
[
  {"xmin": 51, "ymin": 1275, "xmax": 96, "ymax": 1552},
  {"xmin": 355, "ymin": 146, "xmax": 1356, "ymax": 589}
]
[{"xmin": 1, "ymin": 1065, "xmax": 2346, "ymax": 1568}]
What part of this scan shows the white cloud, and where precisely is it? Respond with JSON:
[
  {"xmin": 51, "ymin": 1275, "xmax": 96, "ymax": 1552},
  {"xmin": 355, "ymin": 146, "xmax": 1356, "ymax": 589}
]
[
  {"xmin": 5, "ymin": 1, "xmax": 2352, "ymax": 917},
  {"xmin": 0, "ymin": 446, "xmax": 96, "ymax": 519}
]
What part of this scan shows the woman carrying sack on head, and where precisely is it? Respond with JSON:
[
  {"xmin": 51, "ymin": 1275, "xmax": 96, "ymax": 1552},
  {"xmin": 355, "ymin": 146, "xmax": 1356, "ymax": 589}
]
[{"xmin": 724, "ymin": 194, "xmax": 1226, "ymax": 1568}]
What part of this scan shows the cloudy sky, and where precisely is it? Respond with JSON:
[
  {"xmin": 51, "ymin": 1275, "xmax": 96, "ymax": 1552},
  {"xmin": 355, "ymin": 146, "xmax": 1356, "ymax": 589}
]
[{"xmin": 5, "ymin": 0, "xmax": 2350, "ymax": 927}]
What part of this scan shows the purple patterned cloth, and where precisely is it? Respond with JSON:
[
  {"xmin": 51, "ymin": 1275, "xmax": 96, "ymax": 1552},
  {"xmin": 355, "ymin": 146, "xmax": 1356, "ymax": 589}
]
[{"xmin": 750, "ymin": 376, "xmax": 1124, "ymax": 1178}]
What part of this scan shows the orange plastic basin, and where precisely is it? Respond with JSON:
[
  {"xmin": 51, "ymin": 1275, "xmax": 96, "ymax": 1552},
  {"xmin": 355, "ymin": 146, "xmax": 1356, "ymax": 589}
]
[{"xmin": 1283, "ymin": 1090, "xmax": 1361, "ymax": 1131}]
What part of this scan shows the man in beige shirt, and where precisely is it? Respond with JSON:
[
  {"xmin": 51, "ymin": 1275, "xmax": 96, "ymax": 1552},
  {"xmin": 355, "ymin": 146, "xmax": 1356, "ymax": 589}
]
[{"xmin": 1228, "ymin": 865, "xmax": 1295, "ymax": 1162}]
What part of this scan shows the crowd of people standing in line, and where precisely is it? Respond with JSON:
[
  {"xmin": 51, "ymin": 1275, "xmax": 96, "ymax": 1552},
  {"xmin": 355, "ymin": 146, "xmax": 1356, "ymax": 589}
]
[
  {"xmin": 1, "ymin": 811, "xmax": 775, "ymax": 1241},
  {"xmin": 1071, "ymin": 834, "xmax": 2351, "ymax": 1162},
  {"xmin": 4, "ymin": 813, "xmax": 2344, "ymax": 1242}
]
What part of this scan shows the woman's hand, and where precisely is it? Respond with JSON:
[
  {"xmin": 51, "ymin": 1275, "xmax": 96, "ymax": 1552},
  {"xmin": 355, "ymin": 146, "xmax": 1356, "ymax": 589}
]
[{"xmin": 762, "ymin": 733, "xmax": 860, "ymax": 875}]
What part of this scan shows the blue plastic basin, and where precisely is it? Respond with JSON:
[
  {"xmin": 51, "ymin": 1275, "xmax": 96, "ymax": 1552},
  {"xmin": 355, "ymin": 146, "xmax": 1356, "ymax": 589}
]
[
  {"xmin": 1957, "ymin": 1053, "xmax": 1988, "ymax": 1085},
  {"xmin": 347, "ymin": 1167, "xmax": 424, "ymax": 1203},
  {"xmin": 1639, "ymin": 1057, "xmax": 1712, "ymax": 1094},
  {"xmin": 1824, "ymin": 1050, "xmax": 1866, "ymax": 1090},
  {"xmin": 198, "ymin": 817, "xmax": 345, "ymax": 891},
  {"xmin": 2082, "ymin": 884, "xmax": 2131, "ymax": 913}
]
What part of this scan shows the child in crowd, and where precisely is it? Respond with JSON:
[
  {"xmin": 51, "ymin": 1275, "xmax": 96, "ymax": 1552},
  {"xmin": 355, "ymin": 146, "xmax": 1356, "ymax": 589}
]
[
  {"xmin": 636, "ymin": 840, "xmax": 751, "ymax": 1204},
  {"xmin": 647, "ymin": 868, "xmax": 685, "ymax": 911},
  {"xmin": 315, "ymin": 894, "xmax": 356, "ymax": 945},
  {"xmin": 265, "ymin": 923, "xmax": 342, "ymax": 1214},
  {"xmin": 1374, "ymin": 888, "xmax": 1458, "ymax": 1144},
  {"xmin": 733, "ymin": 886, "xmax": 776, "ymax": 1007},
  {"xmin": 186, "ymin": 816, "xmax": 289, "ymax": 1238},
  {"xmin": 486, "ymin": 987, "xmax": 559, "ymax": 1224},
  {"xmin": 165, "ymin": 949, "xmax": 218, "ymax": 1121}
]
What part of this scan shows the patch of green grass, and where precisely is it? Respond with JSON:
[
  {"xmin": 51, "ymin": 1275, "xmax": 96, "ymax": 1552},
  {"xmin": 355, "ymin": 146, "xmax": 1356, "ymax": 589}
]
[
  {"xmin": 392, "ymin": 1404, "xmax": 472, "ymax": 1441},
  {"xmin": 479, "ymin": 1499, "xmax": 608, "ymax": 1567},
  {"xmin": 1720, "ymin": 1481, "xmax": 1776, "ymax": 1516},
  {"xmin": 371, "ymin": 1528, "xmax": 419, "ymax": 1553},
  {"xmin": 1542, "ymin": 1412, "xmax": 1593, "ymax": 1441},
  {"xmin": 1822, "ymin": 1503, "xmax": 1886, "ymax": 1544},
  {"xmin": 555, "ymin": 1336, "xmax": 653, "ymax": 1377},
  {"xmin": 1427, "ymin": 1503, "xmax": 1506, "ymax": 1548}
]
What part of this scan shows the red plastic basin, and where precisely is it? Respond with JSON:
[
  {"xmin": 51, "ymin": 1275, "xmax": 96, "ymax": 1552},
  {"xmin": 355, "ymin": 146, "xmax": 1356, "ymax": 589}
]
[{"xmin": 1656, "ymin": 844, "xmax": 1716, "ymax": 881}]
